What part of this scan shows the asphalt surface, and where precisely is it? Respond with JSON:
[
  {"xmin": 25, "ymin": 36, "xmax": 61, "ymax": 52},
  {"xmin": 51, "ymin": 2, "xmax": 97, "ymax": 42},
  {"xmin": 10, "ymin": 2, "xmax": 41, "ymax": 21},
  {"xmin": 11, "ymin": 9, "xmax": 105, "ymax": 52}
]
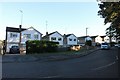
[
  {"xmin": 1, "ymin": 47, "xmax": 119, "ymax": 79},
  {"xmin": 1, "ymin": 48, "xmax": 99, "ymax": 63}
]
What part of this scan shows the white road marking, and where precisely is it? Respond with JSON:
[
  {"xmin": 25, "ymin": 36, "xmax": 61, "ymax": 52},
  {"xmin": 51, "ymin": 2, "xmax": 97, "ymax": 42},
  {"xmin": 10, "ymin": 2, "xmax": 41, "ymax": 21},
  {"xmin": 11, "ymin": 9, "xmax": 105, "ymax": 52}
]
[
  {"xmin": 92, "ymin": 61, "xmax": 116, "ymax": 71},
  {"xmin": 42, "ymin": 75, "xmax": 61, "ymax": 78},
  {"xmin": 116, "ymin": 56, "xmax": 118, "ymax": 60}
]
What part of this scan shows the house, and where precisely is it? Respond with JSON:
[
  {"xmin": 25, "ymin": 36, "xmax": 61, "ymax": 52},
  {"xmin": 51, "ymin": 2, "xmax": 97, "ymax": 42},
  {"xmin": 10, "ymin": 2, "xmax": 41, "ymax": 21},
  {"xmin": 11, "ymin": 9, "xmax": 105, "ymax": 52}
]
[
  {"xmin": 77, "ymin": 36, "xmax": 86, "ymax": 46},
  {"xmin": 5, "ymin": 26, "xmax": 42, "ymax": 53},
  {"xmin": 104, "ymin": 36, "xmax": 110, "ymax": 43},
  {"xmin": 63, "ymin": 34, "xmax": 78, "ymax": 47},
  {"xmin": 42, "ymin": 31, "xmax": 63, "ymax": 45},
  {"xmin": 95, "ymin": 35, "xmax": 103, "ymax": 44},
  {"xmin": 78, "ymin": 36, "xmax": 92, "ymax": 46},
  {"xmin": 0, "ymin": 40, "xmax": 3, "ymax": 54}
]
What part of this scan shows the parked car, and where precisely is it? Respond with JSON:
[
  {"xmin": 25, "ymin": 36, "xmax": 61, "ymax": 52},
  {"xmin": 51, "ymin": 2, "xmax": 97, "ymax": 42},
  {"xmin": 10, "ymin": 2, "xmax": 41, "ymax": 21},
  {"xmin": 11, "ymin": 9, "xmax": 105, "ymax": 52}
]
[
  {"xmin": 118, "ymin": 44, "xmax": 120, "ymax": 48},
  {"xmin": 114, "ymin": 44, "xmax": 118, "ymax": 47},
  {"xmin": 101, "ymin": 43, "xmax": 110, "ymax": 50},
  {"xmin": 9, "ymin": 45, "xmax": 20, "ymax": 54}
]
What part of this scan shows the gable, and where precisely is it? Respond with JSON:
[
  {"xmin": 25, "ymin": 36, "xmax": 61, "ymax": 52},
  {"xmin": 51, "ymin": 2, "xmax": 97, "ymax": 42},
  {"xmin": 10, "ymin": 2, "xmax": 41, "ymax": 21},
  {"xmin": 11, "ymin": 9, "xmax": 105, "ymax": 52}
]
[
  {"xmin": 67, "ymin": 34, "xmax": 77, "ymax": 39},
  {"xmin": 21, "ymin": 27, "xmax": 42, "ymax": 35},
  {"xmin": 50, "ymin": 32, "xmax": 63, "ymax": 38}
]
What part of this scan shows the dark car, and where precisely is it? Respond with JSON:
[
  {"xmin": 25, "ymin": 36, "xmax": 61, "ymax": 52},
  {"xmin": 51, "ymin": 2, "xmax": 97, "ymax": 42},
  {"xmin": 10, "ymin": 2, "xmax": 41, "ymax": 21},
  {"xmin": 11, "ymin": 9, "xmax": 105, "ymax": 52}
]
[{"xmin": 9, "ymin": 46, "xmax": 20, "ymax": 54}]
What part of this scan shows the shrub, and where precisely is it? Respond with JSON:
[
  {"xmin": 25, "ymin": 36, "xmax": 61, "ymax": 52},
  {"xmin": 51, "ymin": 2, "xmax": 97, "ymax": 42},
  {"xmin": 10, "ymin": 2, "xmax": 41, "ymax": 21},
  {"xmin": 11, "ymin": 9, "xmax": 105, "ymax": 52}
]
[{"xmin": 26, "ymin": 40, "xmax": 59, "ymax": 54}]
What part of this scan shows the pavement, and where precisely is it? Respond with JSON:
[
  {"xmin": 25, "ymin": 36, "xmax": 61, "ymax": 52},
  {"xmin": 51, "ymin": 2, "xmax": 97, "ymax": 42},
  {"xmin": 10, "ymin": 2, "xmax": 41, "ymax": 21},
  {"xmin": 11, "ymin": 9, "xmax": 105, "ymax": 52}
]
[{"xmin": 1, "ymin": 48, "xmax": 100, "ymax": 63}]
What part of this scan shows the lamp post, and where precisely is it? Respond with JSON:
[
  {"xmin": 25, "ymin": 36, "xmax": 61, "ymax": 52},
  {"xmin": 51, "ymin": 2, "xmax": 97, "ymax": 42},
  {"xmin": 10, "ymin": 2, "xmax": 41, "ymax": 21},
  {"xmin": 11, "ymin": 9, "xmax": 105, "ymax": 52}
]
[
  {"xmin": 86, "ymin": 27, "xmax": 88, "ymax": 38},
  {"xmin": 85, "ymin": 27, "xmax": 88, "ymax": 51},
  {"xmin": 19, "ymin": 10, "xmax": 23, "ymax": 54}
]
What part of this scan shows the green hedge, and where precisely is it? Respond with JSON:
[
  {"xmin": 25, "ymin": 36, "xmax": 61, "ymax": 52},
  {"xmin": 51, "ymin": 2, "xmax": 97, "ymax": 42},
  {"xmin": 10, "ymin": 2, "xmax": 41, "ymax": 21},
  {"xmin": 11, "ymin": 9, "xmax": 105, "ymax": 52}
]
[{"xmin": 26, "ymin": 40, "xmax": 59, "ymax": 54}]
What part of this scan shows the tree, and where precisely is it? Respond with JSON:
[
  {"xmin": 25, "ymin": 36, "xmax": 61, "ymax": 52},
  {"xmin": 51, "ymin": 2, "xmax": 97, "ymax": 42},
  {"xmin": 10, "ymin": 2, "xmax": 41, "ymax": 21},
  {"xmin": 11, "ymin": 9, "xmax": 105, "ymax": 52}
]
[{"xmin": 97, "ymin": 1, "xmax": 120, "ymax": 40}]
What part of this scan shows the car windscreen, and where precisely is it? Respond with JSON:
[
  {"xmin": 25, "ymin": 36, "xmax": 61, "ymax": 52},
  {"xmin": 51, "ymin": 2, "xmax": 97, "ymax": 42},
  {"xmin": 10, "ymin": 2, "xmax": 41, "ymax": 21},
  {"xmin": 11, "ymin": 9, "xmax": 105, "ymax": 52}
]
[{"xmin": 101, "ymin": 43, "xmax": 108, "ymax": 45}]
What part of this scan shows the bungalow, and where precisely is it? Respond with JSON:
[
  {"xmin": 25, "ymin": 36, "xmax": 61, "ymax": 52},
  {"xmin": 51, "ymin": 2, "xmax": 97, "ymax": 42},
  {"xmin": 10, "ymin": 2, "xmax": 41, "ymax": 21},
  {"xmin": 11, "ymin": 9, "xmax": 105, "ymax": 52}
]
[
  {"xmin": 42, "ymin": 31, "xmax": 63, "ymax": 45},
  {"xmin": 63, "ymin": 34, "xmax": 78, "ymax": 47},
  {"xmin": 5, "ymin": 26, "xmax": 42, "ymax": 53}
]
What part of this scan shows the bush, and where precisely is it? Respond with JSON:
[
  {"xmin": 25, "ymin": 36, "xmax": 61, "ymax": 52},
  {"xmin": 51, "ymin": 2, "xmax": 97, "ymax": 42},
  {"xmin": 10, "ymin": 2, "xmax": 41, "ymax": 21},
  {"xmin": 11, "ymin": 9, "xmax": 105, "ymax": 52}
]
[{"xmin": 26, "ymin": 40, "xmax": 59, "ymax": 54}]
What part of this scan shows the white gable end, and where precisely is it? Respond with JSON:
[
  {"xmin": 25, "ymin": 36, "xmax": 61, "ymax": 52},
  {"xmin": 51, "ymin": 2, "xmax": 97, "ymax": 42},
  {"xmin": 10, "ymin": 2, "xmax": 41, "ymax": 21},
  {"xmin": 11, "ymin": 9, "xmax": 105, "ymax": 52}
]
[
  {"xmin": 21, "ymin": 28, "xmax": 42, "ymax": 44},
  {"xmin": 49, "ymin": 32, "xmax": 63, "ymax": 45},
  {"xmin": 67, "ymin": 34, "xmax": 77, "ymax": 45}
]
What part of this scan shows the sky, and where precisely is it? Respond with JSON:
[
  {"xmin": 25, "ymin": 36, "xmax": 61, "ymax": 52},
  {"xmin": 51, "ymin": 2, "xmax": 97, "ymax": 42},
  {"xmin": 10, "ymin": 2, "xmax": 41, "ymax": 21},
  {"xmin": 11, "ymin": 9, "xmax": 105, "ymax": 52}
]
[{"xmin": 0, "ymin": 0, "xmax": 110, "ymax": 40}]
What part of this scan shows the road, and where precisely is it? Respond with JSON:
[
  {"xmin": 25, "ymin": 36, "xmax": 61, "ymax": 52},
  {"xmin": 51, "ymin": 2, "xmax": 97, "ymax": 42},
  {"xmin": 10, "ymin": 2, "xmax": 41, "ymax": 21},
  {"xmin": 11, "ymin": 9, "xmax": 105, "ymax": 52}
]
[{"xmin": 2, "ymin": 47, "xmax": 119, "ymax": 78}]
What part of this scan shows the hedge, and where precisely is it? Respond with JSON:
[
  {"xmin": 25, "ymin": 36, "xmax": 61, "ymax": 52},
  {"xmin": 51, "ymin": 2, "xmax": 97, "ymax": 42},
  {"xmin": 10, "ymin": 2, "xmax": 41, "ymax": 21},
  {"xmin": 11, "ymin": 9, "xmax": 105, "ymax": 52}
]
[{"xmin": 26, "ymin": 40, "xmax": 59, "ymax": 54}]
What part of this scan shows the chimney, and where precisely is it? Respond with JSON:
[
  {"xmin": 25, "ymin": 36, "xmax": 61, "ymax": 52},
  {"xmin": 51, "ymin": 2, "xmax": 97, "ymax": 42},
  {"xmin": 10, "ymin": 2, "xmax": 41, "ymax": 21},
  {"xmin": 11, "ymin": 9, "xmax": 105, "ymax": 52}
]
[
  {"xmin": 19, "ymin": 25, "xmax": 22, "ymax": 32},
  {"xmin": 46, "ymin": 32, "xmax": 48, "ymax": 35}
]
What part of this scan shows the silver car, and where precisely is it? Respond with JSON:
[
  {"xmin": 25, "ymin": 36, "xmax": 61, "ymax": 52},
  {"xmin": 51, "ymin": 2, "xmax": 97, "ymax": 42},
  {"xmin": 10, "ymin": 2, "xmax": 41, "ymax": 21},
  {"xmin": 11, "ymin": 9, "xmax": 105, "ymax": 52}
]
[{"xmin": 101, "ymin": 43, "xmax": 110, "ymax": 50}]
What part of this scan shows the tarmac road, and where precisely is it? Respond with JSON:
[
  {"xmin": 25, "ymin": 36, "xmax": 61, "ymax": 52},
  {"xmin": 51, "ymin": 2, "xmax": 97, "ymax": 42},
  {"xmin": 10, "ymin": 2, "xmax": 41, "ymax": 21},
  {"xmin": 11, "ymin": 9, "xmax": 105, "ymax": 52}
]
[{"xmin": 2, "ymin": 47, "xmax": 119, "ymax": 79}]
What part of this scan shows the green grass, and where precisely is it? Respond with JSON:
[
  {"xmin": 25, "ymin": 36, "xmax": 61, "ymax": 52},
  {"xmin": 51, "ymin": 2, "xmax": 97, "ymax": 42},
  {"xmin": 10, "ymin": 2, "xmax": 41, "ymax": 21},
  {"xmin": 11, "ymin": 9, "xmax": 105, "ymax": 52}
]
[{"xmin": 28, "ymin": 46, "xmax": 95, "ymax": 58}]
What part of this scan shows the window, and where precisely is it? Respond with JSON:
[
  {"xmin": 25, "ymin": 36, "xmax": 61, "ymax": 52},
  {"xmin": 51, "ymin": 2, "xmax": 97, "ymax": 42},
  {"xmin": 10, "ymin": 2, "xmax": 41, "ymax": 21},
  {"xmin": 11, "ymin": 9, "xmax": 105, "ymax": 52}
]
[
  {"xmin": 58, "ymin": 38, "xmax": 62, "ymax": 41},
  {"xmin": 51, "ymin": 37, "xmax": 56, "ymax": 40},
  {"xmin": 24, "ymin": 34, "xmax": 31, "ymax": 39},
  {"xmin": 34, "ymin": 34, "xmax": 39, "ymax": 39},
  {"xmin": 69, "ymin": 38, "xmax": 72, "ymax": 41},
  {"xmin": 74, "ymin": 39, "xmax": 76, "ymax": 41},
  {"xmin": 10, "ymin": 33, "xmax": 17, "ymax": 38}
]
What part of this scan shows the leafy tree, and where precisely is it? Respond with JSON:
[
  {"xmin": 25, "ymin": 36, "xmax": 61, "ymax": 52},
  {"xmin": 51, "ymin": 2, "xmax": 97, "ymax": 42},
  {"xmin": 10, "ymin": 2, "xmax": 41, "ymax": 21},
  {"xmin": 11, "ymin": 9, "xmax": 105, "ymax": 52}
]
[{"xmin": 97, "ymin": 1, "xmax": 120, "ymax": 39}]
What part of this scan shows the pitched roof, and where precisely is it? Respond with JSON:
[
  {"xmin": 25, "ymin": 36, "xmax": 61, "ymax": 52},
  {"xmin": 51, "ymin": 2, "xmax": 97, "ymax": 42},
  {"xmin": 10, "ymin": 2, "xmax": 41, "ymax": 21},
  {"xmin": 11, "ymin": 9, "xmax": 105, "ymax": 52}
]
[
  {"xmin": 64, "ymin": 34, "xmax": 77, "ymax": 38},
  {"xmin": 43, "ymin": 31, "xmax": 63, "ymax": 38},
  {"xmin": 6, "ymin": 27, "xmax": 26, "ymax": 32},
  {"xmin": 22, "ymin": 27, "xmax": 43, "ymax": 35}
]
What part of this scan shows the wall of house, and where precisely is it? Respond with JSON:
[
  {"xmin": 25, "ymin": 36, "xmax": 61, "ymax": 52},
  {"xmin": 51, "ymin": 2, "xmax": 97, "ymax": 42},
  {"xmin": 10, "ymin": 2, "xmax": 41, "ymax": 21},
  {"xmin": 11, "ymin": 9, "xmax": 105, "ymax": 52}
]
[
  {"xmin": 7, "ymin": 32, "xmax": 20, "ymax": 43},
  {"xmin": 78, "ymin": 38, "xmax": 85, "ymax": 44},
  {"xmin": 67, "ymin": 35, "xmax": 77, "ymax": 45},
  {"xmin": 95, "ymin": 36, "xmax": 103, "ymax": 44},
  {"xmin": 104, "ymin": 36, "xmax": 110, "ymax": 43},
  {"xmin": 21, "ymin": 28, "xmax": 42, "ymax": 44},
  {"xmin": 6, "ymin": 32, "xmax": 20, "ymax": 52},
  {"xmin": 49, "ymin": 32, "xmax": 63, "ymax": 45}
]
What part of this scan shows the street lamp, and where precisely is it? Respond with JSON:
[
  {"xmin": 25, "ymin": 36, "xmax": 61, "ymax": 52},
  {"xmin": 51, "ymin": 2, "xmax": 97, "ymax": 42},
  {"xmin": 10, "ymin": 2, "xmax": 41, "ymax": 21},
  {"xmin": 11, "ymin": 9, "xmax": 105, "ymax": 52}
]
[
  {"xmin": 86, "ymin": 27, "xmax": 88, "ymax": 37},
  {"xmin": 85, "ymin": 27, "xmax": 88, "ymax": 42},
  {"xmin": 19, "ymin": 10, "xmax": 23, "ymax": 54},
  {"xmin": 20, "ymin": 10, "xmax": 23, "ymax": 25}
]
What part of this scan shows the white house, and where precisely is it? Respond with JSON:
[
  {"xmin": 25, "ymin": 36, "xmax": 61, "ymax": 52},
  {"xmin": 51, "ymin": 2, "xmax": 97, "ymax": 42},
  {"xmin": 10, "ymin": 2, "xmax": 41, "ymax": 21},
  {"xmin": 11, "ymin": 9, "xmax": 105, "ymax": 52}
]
[
  {"xmin": 21, "ymin": 27, "xmax": 42, "ymax": 44},
  {"xmin": 104, "ymin": 36, "xmax": 110, "ymax": 43},
  {"xmin": 5, "ymin": 26, "xmax": 42, "ymax": 53},
  {"xmin": 63, "ymin": 34, "xmax": 78, "ymax": 46},
  {"xmin": 42, "ymin": 31, "xmax": 63, "ymax": 45},
  {"xmin": 95, "ymin": 35, "xmax": 103, "ymax": 44}
]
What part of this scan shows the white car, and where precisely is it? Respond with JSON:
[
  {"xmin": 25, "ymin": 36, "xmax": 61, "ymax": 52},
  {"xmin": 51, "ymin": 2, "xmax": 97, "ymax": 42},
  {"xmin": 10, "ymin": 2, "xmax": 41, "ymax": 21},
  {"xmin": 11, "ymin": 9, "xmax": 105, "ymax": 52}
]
[
  {"xmin": 118, "ymin": 44, "xmax": 120, "ymax": 48},
  {"xmin": 101, "ymin": 43, "xmax": 110, "ymax": 50}
]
